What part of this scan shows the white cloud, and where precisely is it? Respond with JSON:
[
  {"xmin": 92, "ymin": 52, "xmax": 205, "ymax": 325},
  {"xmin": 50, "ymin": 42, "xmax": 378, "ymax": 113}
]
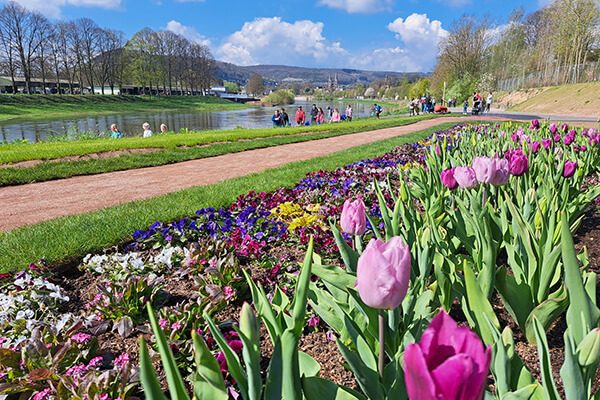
[
  {"xmin": 165, "ymin": 20, "xmax": 211, "ymax": 46},
  {"xmin": 353, "ymin": 13, "xmax": 448, "ymax": 72},
  {"xmin": 217, "ymin": 17, "xmax": 347, "ymax": 66},
  {"xmin": 317, "ymin": 0, "xmax": 393, "ymax": 13},
  {"xmin": 6, "ymin": 0, "xmax": 121, "ymax": 18}
]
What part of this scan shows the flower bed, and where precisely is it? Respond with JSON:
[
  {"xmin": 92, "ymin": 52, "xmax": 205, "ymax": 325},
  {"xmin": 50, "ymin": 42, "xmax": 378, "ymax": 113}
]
[{"xmin": 1, "ymin": 121, "xmax": 600, "ymax": 399}]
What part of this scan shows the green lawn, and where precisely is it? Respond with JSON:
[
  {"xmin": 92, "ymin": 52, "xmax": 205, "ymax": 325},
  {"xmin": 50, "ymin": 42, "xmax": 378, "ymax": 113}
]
[
  {"xmin": 0, "ymin": 94, "xmax": 246, "ymax": 123},
  {"xmin": 0, "ymin": 115, "xmax": 440, "ymax": 186},
  {"xmin": 0, "ymin": 121, "xmax": 464, "ymax": 273}
]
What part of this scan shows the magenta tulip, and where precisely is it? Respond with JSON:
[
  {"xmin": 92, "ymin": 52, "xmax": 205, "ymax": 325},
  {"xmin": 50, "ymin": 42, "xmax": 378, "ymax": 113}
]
[
  {"xmin": 509, "ymin": 153, "xmax": 529, "ymax": 176},
  {"xmin": 404, "ymin": 310, "xmax": 491, "ymax": 400},
  {"xmin": 355, "ymin": 237, "xmax": 411, "ymax": 310},
  {"xmin": 341, "ymin": 199, "xmax": 367, "ymax": 235},
  {"xmin": 560, "ymin": 123, "xmax": 569, "ymax": 133},
  {"xmin": 553, "ymin": 133, "xmax": 562, "ymax": 143},
  {"xmin": 530, "ymin": 141, "xmax": 541, "ymax": 153},
  {"xmin": 549, "ymin": 123, "xmax": 558, "ymax": 134},
  {"xmin": 580, "ymin": 145, "xmax": 588, "ymax": 152},
  {"xmin": 563, "ymin": 161, "xmax": 577, "ymax": 178},
  {"xmin": 530, "ymin": 119, "xmax": 540, "ymax": 130},
  {"xmin": 441, "ymin": 168, "xmax": 459, "ymax": 190},
  {"xmin": 454, "ymin": 166, "xmax": 477, "ymax": 189},
  {"xmin": 564, "ymin": 133, "xmax": 575, "ymax": 146},
  {"xmin": 542, "ymin": 138, "xmax": 552, "ymax": 150}
]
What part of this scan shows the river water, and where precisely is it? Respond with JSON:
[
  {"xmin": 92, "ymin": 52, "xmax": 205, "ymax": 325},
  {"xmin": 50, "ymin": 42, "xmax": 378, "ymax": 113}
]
[{"xmin": 0, "ymin": 100, "xmax": 376, "ymax": 143}]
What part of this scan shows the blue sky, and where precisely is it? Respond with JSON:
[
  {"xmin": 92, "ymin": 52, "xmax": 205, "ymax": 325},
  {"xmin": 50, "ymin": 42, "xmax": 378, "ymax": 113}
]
[{"xmin": 6, "ymin": 0, "xmax": 545, "ymax": 72}]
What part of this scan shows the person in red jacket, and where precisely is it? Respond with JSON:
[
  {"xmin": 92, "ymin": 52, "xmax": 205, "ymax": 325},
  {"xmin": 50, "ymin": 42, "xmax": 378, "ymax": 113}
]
[{"xmin": 295, "ymin": 106, "xmax": 306, "ymax": 126}]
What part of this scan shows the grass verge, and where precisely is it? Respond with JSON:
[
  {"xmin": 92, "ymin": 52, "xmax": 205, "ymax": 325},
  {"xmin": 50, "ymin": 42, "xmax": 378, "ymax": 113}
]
[
  {"xmin": 0, "ymin": 94, "xmax": 246, "ymax": 123},
  {"xmin": 0, "ymin": 121, "xmax": 463, "ymax": 273},
  {"xmin": 0, "ymin": 115, "xmax": 440, "ymax": 186}
]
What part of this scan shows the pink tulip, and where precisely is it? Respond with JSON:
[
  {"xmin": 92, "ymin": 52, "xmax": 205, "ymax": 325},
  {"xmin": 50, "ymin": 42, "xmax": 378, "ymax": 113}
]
[
  {"xmin": 509, "ymin": 152, "xmax": 529, "ymax": 176},
  {"xmin": 453, "ymin": 166, "xmax": 477, "ymax": 189},
  {"xmin": 404, "ymin": 310, "xmax": 491, "ymax": 400},
  {"xmin": 441, "ymin": 168, "xmax": 458, "ymax": 190},
  {"xmin": 542, "ymin": 138, "xmax": 552, "ymax": 150},
  {"xmin": 530, "ymin": 141, "xmax": 541, "ymax": 153},
  {"xmin": 472, "ymin": 157, "xmax": 509, "ymax": 186},
  {"xmin": 355, "ymin": 237, "xmax": 411, "ymax": 310},
  {"xmin": 563, "ymin": 161, "xmax": 577, "ymax": 178},
  {"xmin": 341, "ymin": 199, "xmax": 367, "ymax": 235}
]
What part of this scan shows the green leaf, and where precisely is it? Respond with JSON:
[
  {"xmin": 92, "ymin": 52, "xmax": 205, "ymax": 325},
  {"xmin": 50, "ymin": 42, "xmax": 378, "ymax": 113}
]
[
  {"xmin": 561, "ymin": 213, "xmax": 600, "ymax": 345},
  {"xmin": 502, "ymin": 384, "xmax": 544, "ymax": 400},
  {"xmin": 523, "ymin": 289, "xmax": 568, "ymax": 344},
  {"xmin": 532, "ymin": 318, "xmax": 560, "ymax": 400},
  {"xmin": 330, "ymin": 223, "xmax": 359, "ymax": 273},
  {"xmin": 560, "ymin": 331, "xmax": 585, "ymax": 400},
  {"xmin": 336, "ymin": 340, "xmax": 384, "ymax": 400},
  {"xmin": 302, "ymin": 376, "xmax": 367, "ymax": 400},
  {"xmin": 299, "ymin": 352, "xmax": 321, "ymax": 377},
  {"xmin": 291, "ymin": 237, "xmax": 314, "ymax": 336},
  {"xmin": 146, "ymin": 303, "xmax": 190, "ymax": 400},
  {"xmin": 204, "ymin": 312, "xmax": 249, "ymax": 399},
  {"xmin": 191, "ymin": 332, "xmax": 228, "ymax": 400},
  {"xmin": 462, "ymin": 261, "xmax": 499, "ymax": 345},
  {"xmin": 265, "ymin": 338, "xmax": 283, "ymax": 400},
  {"xmin": 281, "ymin": 329, "xmax": 302, "ymax": 400},
  {"xmin": 237, "ymin": 303, "xmax": 262, "ymax": 400},
  {"xmin": 139, "ymin": 338, "xmax": 167, "ymax": 400},
  {"xmin": 243, "ymin": 269, "xmax": 283, "ymax": 344},
  {"xmin": 311, "ymin": 263, "xmax": 356, "ymax": 291}
]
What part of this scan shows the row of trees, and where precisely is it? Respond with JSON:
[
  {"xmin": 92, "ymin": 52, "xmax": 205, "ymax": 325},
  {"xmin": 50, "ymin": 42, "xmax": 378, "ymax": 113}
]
[
  {"xmin": 0, "ymin": 1, "xmax": 215, "ymax": 95},
  {"xmin": 430, "ymin": 0, "xmax": 600, "ymax": 99}
]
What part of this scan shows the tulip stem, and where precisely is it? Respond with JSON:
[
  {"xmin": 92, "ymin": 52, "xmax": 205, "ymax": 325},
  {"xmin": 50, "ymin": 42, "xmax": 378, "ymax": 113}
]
[{"xmin": 378, "ymin": 311, "xmax": 385, "ymax": 378}]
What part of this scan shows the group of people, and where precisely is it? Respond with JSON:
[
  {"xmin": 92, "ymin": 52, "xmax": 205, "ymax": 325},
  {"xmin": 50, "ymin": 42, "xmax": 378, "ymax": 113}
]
[
  {"xmin": 463, "ymin": 92, "xmax": 493, "ymax": 115},
  {"xmin": 109, "ymin": 122, "xmax": 169, "ymax": 139},
  {"xmin": 408, "ymin": 95, "xmax": 438, "ymax": 116},
  {"xmin": 272, "ymin": 104, "xmax": 354, "ymax": 127}
]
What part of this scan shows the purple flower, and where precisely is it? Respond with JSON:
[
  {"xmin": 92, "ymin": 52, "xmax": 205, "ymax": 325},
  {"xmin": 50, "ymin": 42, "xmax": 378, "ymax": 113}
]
[
  {"xmin": 113, "ymin": 352, "xmax": 130, "ymax": 369},
  {"xmin": 159, "ymin": 318, "xmax": 169, "ymax": 329},
  {"xmin": 340, "ymin": 198, "xmax": 367, "ymax": 236},
  {"xmin": 554, "ymin": 133, "xmax": 562, "ymax": 143},
  {"xmin": 70, "ymin": 332, "xmax": 92, "ymax": 345},
  {"xmin": 404, "ymin": 310, "xmax": 491, "ymax": 400},
  {"xmin": 356, "ymin": 237, "xmax": 411, "ymax": 310},
  {"xmin": 530, "ymin": 119, "xmax": 540, "ymax": 130},
  {"xmin": 530, "ymin": 141, "xmax": 541, "ymax": 153},
  {"xmin": 472, "ymin": 157, "xmax": 509, "ymax": 186},
  {"xmin": 441, "ymin": 168, "xmax": 458, "ymax": 190},
  {"xmin": 563, "ymin": 161, "xmax": 577, "ymax": 178},
  {"xmin": 454, "ymin": 167, "xmax": 478, "ymax": 189},
  {"xmin": 509, "ymin": 153, "xmax": 529, "ymax": 176},
  {"xmin": 564, "ymin": 133, "xmax": 575, "ymax": 146},
  {"xmin": 307, "ymin": 316, "xmax": 320, "ymax": 327},
  {"xmin": 223, "ymin": 286, "xmax": 235, "ymax": 301},
  {"xmin": 87, "ymin": 356, "xmax": 103, "ymax": 369},
  {"xmin": 542, "ymin": 138, "xmax": 552, "ymax": 150},
  {"xmin": 32, "ymin": 388, "xmax": 53, "ymax": 400},
  {"xmin": 549, "ymin": 123, "xmax": 558, "ymax": 134},
  {"xmin": 171, "ymin": 321, "xmax": 183, "ymax": 331}
]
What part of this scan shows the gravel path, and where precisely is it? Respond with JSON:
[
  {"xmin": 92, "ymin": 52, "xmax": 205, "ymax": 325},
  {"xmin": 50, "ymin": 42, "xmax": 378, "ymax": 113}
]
[{"xmin": 0, "ymin": 116, "xmax": 507, "ymax": 231}]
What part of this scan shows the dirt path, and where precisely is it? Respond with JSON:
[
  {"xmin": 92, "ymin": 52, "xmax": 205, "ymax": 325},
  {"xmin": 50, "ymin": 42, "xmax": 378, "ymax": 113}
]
[{"xmin": 0, "ymin": 116, "xmax": 506, "ymax": 232}]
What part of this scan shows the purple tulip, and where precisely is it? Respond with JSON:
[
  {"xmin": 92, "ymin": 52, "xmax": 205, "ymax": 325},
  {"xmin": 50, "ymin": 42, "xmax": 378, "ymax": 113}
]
[
  {"xmin": 509, "ymin": 152, "xmax": 529, "ymax": 176},
  {"xmin": 355, "ymin": 237, "xmax": 411, "ymax": 310},
  {"xmin": 510, "ymin": 133, "xmax": 519, "ymax": 142},
  {"xmin": 530, "ymin": 141, "xmax": 541, "ymax": 153},
  {"xmin": 553, "ymin": 133, "xmax": 562, "ymax": 143},
  {"xmin": 542, "ymin": 138, "xmax": 552, "ymax": 150},
  {"xmin": 563, "ymin": 161, "xmax": 577, "ymax": 178},
  {"xmin": 580, "ymin": 145, "xmax": 587, "ymax": 152},
  {"xmin": 549, "ymin": 123, "xmax": 558, "ymax": 134},
  {"xmin": 560, "ymin": 123, "xmax": 569, "ymax": 133},
  {"xmin": 472, "ymin": 157, "xmax": 509, "ymax": 186},
  {"xmin": 530, "ymin": 119, "xmax": 540, "ymax": 130},
  {"xmin": 341, "ymin": 199, "xmax": 367, "ymax": 236},
  {"xmin": 454, "ymin": 166, "xmax": 477, "ymax": 189},
  {"xmin": 441, "ymin": 168, "xmax": 458, "ymax": 190},
  {"xmin": 563, "ymin": 134, "xmax": 574, "ymax": 146},
  {"xmin": 404, "ymin": 310, "xmax": 491, "ymax": 400}
]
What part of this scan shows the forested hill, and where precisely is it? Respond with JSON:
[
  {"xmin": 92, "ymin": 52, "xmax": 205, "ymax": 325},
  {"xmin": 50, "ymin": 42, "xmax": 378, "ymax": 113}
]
[{"xmin": 213, "ymin": 61, "xmax": 424, "ymax": 86}]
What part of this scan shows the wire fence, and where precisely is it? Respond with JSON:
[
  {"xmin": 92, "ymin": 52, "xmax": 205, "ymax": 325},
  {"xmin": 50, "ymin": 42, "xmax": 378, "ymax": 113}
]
[{"xmin": 496, "ymin": 62, "xmax": 600, "ymax": 91}]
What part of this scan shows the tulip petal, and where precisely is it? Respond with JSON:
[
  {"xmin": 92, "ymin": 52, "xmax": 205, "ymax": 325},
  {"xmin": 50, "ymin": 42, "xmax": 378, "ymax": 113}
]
[
  {"xmin": 431, "ymin": 354, "xmax": 479, "ymax": 400},
  {"xmin": 404, "ymin": 343, "xmax": 438, "ymax": 400}
]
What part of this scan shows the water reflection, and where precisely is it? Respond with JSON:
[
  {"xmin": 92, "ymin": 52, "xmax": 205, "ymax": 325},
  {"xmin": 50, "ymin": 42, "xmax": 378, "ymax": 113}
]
[{"xmin": 0, "ymin": 100, "xmax": 376, "ymax": 143}]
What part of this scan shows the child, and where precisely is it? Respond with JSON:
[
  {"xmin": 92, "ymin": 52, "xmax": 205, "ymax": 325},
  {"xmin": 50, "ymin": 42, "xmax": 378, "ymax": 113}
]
[
  {"xmin": 463, "ymin": 99, "xmax": 468, "ymax": 115},
  {"xmin": 110, "ymin": 123, "xmax": 123, "ymax": 139},
  {"xmin": 142, "ymin": 122, "xmax": 153, "ymax": 138}
]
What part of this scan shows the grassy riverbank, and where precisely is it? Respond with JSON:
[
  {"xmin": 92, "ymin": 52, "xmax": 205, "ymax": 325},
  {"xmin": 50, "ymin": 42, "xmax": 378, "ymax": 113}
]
[
  {"xmin": 0, "ymin": 121, "xmax": 462, "ymax": 272},
  {"xmin": 0, "ymin": 94, "xmax": 247, "ymax": 123},
  {"xmin": 0, "ymin": 114, "xmax": 441, "ymax": 186}
]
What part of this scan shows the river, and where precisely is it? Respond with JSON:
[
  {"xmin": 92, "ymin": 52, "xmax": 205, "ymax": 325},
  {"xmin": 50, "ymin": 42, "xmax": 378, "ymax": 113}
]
[{"xmin": 0, "ymin": 100, "xmax": 377, "ymax": 143}]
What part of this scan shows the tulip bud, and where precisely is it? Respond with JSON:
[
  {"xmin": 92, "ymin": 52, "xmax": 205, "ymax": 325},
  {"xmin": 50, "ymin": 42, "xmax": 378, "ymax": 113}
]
[
  {"xmin": 404, "ymin": 310, "xmax": 491, "ymax": 400},
  {"xmin": 454, "ymin": 166, "xmax": 478, "ymax": 189},
  {"xmin": 549, "ymin": 123, "xmax": 558, "ymax": 134},
  {"xmin": 530, "ymin": 141, "xmax": 541, "ymax": 153},
  {"xmin": 577, "ymin": 328, "xmax": 600, "ymax": 367},
  {"xmin": 563, "ymin": 160, "xmax": 577, "ymax": 178},
  {"xmin": 441, "ymin": 168, "xmax": 458, "ymax": 190},
  {"xmin": 554, "ymin": 134, "xmax": 562, "ymax": 143},
  {"xmin": 355, "ymin": 237, "xmax": 411, "ymax": 310},
  {"xmin": 340, "ymin": 199, "xmax": 367, "ymax": 235},
  {"xmin": 239, "ymin": 302, "xmax": 260, "ymax": 344},
  {"xmin": 542, "ymin": 138, "xmax": 552, "ymax": 150}
]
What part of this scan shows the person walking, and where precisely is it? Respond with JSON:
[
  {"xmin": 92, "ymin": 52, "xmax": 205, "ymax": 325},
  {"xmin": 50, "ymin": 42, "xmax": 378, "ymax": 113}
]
[{"xmin": 486, "ymin": 92, "xmax": 493, "ymax": 112}]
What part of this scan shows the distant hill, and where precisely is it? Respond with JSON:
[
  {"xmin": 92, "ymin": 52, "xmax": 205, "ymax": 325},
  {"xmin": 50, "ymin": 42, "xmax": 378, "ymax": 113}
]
[{"xmin": 213, "ymin": 61, "xmax": 424, "ymax": 86}]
